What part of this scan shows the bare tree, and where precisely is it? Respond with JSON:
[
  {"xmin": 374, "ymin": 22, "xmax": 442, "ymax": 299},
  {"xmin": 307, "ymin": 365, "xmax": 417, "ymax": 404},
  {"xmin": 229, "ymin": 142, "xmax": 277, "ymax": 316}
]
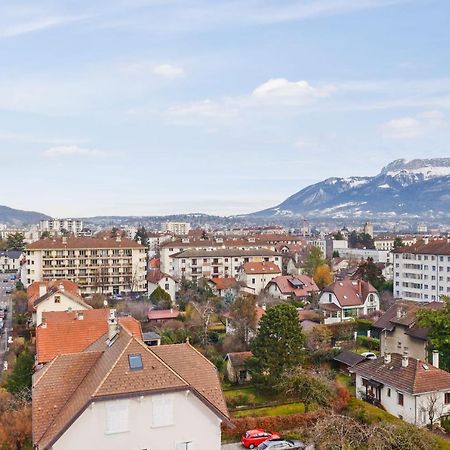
[{"xmin": 421, "ymin": 392, "xmax": 443, "ymax": 429}]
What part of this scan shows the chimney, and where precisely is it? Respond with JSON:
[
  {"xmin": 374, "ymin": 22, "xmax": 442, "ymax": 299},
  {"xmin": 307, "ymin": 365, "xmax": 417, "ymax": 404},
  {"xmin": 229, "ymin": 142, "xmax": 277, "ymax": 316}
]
[
  {"xmin": 59, "ymin": 283, "xmax": 65, "ymax": 292},
  {"xmin": 396, "ymin": 306, "xmax": 403, "ymax": 319},
  {"xmin": 116, "ymin": 235, "xmax": 121, "ymax": 243},
  {"xmin": 41, "ymin": 318, "xmax": 47, "ymax": 329},
  {"xmin": 384, "ymin": 353, "xmax": 391, "ymax": 364},
  {"xmin": 39, "ymin": 283, "xmax": 47, "ymax": 298},
  {"xmin": 107, "ymin": 309, "xmax": 119, "ymax": 343},
  {"xmin": 402, "ymin": 354, "xmax": 409, "ymax": 368},
  {"xmin": 62, "ymin": 236, "xmax": 67, "ymax": 245},
  {"xmin": 432, "ymin": 350, "xmax": 439, "ymax": 368}
]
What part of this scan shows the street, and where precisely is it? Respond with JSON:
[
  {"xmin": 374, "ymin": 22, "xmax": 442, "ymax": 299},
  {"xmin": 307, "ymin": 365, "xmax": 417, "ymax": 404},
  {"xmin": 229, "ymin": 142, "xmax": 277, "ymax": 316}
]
[{"xmin": 0, "ymin": 272, "xmax": 14, "ymax": 370}]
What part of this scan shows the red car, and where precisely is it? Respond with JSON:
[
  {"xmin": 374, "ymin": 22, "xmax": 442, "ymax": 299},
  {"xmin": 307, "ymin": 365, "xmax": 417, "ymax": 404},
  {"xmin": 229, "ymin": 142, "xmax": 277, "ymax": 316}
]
[{"xmin": 241, "ymin": 429, "xmax": 281, "ymax": 448}]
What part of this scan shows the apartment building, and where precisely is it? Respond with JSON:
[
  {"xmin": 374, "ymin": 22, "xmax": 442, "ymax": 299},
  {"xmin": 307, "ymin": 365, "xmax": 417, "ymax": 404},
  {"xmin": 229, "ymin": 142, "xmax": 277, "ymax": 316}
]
[
  {"xmin": 39, "ymin": 218, "xmax": 83, "ymax": 235},
  {"xmin": 25, "ymin": 236, "xmax": 146, "ymax": 295},
  {"xmin": 393, "ymin": 238, "xmax": 450, "ymax": 302},
  {"xmin": 171, "ymin": 248, "xmax": 282, "ymax": 282},
  {"xmin": 374, "ymin": 235, "xmax": 416, "ymax": 251},
  {"xmin": 161, "ymin": 222, "xmax": 191, "ymax": 235},
  {"xmin": 0, "ymin": 250, "xmax": 23, "ymax": 273}
]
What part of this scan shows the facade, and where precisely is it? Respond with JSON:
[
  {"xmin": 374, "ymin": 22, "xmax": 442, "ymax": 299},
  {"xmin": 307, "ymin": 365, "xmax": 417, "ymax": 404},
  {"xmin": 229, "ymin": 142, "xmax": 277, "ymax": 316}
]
[
  {"xmin": 25, "ymin": 236, "xmax": 146, "ymax": 295},
  {"xmin": 393, "ymin": 238, "xmax": 450, "ymax": 302},
  {"xmin": 33, "ymin": 319, "xmax": 229, "ymax": 450},
  {"xmin": 338, "ymin": 248, "xmax": 390, "ymax": 263},
  {"xmin": 147, "ymin": 270, "xmax": 178, "ymax": 302},
  {"xmin": 161, "ymin": 222, "xmax": 191, "ymax": 235},
  {"xmin": 266, "ymin": 275, "xmax": 319, "ymax": 301},
  {"xmin": 225, "ymin": 352, "xmax": 253, "ymax": 384},
  {"xmin": 0, "ymin": 250, "xmax": 23, "ymax": 273},
  {"xmin": 238, "ymin": 261, "xmax": 282, "ymax": 295},
  {"xmin": 353, "ymin": 353, "xmax": 450, "ymax": 427},
  {"xmin": 319, "ymin": 279, "xmax": 380, "ymax": 324},
  {"xmin": 171, "ymin": 248, "xmax": 282, "ymax": 283},
  {"xmin": 374, "ymin": 235, "xmax": 416, "ymax": 252},
  {"xmin": 207, "ymin": 277, "xmax": 240, "ymax": 298},
  {"xmin": 373, "ymin": 300, "xmax": 444, "ymax": 363},
  {"xmin": 39, "ymin": 218, "xmax": 83, "ymax": 235}
]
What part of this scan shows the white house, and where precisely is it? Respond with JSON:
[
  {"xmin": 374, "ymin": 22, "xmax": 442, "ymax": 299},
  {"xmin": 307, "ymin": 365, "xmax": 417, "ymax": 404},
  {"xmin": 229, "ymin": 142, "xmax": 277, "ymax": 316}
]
[
  {"xmin": 147, "ymin": 270, "xmax": 178, "ymax": 303},
  {"xmin": 0, "ymin": 250, "xmax": 23, "ymax": 273},
  {"xmin": 266, "ymin": 275, "xmax": 319, "ymax": 301},
  {"xmin": 319, "ymin": 279, "xmax": 380, "ymax": 324},
  {"xmin": 353, "ymin": 353, "xmax": 450, "ymax": 427},
  {"xmin": 32, "ymin": 317, "xmax": 230, "ymax": 450},
  {"xmin": 238, "ymin": 261, "xmax": 281, "ymax": 295}
]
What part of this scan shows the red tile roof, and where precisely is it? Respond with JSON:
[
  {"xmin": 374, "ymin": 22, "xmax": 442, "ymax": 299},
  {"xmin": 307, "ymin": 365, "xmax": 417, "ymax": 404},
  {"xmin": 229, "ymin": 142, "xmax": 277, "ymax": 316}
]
[
  {"xmin": 147, "ymin": 308, "xmax": 180, "ymax": 321},
  {"xmin": 149, "ymin": 257, "xmax": 160, "ymax": 269},
  {"xmin": 322, "ymin": 278, "xmax": 377, "ymax": 307},
  {"xmin": 28, "ymin": 279, "xmax": 80, "ymax": 311},
  {"xmin": 242, "ymin": 261, "xmax": 281, "ymax": 275},
  {"xmin": 26, "ymin": 236, "xmax": 144, "ymax": 250},
  {"xmin": 208, "ymin": 277, "xmax": 239, "ymax": 290},
  {"xmin": 393, "ymin": 238, "xmax": 450, "ymax": 255},
  {"xmin": 147, "ymin": 269, "xmax": 173, "ymax": 284},
  {"xmin": 36, "ymin": 309, "xmax": 142, "ymax": 363},
  {"xmin": 267, "ymin": 275, "xmax": 319, "ymax": 298}
]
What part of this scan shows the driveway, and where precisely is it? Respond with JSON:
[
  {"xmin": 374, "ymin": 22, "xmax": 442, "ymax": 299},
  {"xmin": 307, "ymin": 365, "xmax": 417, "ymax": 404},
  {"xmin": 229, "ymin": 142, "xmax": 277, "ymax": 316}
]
[{"xmin": 222, "ymin": 444, "xmax": 242, "ymax": 450}]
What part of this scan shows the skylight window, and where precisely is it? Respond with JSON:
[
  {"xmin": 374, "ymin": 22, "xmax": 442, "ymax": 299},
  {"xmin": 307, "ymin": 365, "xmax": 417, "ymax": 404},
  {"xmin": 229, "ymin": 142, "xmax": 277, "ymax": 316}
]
[{"xmin": 128, "ymin": 354, "xmax": 143, "ymax": 370}]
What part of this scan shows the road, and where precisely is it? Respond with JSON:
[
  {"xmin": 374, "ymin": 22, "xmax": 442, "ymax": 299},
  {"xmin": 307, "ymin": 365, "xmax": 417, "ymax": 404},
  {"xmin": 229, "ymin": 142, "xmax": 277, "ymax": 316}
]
[
  {"xmin": 222, "ymin": 444, "xmax": 242, "ymax": 450},
  {"xmin": 0, "ymin": 272, "xmax": 14, "ymax": 370}
]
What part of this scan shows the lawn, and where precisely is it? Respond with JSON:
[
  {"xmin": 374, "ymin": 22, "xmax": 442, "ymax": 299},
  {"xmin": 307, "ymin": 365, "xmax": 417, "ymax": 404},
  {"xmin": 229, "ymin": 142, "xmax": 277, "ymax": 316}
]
[
  {"xmin": 224, "ymin": 386, "xmax": 277, "ymax": 408},
  {"xmin": 335, "ymin": 373, "xmax": 356, "ymax": 396},
  {"xmin": 233, "ymin": 402, "xmax": 305, "ymax": 418}
]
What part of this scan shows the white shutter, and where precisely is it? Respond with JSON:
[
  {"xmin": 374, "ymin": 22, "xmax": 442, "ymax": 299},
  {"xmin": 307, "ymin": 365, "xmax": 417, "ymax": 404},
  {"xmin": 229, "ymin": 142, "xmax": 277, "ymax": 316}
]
[
  {"xmin": 105, "ymin": 399, "xmax": 129, "ymax": 434},
  {"xmin": 176, "ymin": 442, "xmax": 194, "ymax": 450},
  {"xmin": 152, "ymin": 394, "xmax": 174, "ymax": 427}
]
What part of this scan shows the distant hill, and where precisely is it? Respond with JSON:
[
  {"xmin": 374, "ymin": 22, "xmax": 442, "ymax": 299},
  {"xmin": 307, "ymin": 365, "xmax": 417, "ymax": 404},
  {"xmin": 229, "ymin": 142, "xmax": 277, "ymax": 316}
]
[
  {"xmin": 0, "ymin": 205, "xmax": 50, "ymax": 226},
  {"xmin": 250, "ymin": 158, "xmax": 450, "ymax": 219}
]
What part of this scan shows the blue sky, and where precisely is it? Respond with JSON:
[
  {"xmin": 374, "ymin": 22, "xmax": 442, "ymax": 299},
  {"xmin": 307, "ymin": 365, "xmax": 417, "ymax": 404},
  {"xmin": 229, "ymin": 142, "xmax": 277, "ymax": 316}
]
[{"xmin": 1, "ymin": 0, "xmax": 449, "ymax": 217}]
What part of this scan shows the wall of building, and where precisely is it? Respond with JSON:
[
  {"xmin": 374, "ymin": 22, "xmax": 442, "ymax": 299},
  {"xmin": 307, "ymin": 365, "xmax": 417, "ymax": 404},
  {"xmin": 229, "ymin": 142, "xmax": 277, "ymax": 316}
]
[{"xmin": 380, "ymin": 327, "xmax": 427, "ymax": 361}]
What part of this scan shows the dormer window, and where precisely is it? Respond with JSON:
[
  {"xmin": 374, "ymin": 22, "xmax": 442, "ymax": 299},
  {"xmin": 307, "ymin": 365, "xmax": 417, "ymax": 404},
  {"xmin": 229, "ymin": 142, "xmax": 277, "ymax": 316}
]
[{"xmin": 128, "ymin": 354, "xmax": 143, "ymax": 370}]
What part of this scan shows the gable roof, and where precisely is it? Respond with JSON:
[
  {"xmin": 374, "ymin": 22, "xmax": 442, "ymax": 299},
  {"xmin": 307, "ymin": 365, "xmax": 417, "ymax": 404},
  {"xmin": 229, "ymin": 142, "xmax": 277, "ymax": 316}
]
[
  {"xmin": 28, "ymin": 279, "xmax": 80, "ymax": 310},
  {"xmin": 147, "ymin": 308, "xmax": 180, "ymax": 321},
  {"xmin": 334, "ymin": 350, "xmax": 366, "ymax": 367},
  {"xmin": 32, "ymin": 288, "xmax": 92, "ymax": 312},
  {"xmin": 208, "ymin": 277, "xmax": 239, "ymax": 290},
  {"xmin": 353, "ymin": 353, "xmax": 450, "ymax": 395},
  {"xmin": 33, "ymin": 331, "xmax": 229, "ymax": 449},
  {"xmin": 36, "ymin": 309, "xmax": 142, "ymax": 363},
  {"xmin": 225, "ymin": 351, "xmax": 253, "ymax": 368},
  {"xmin": 147, "ymin": 269, "xmax": 174, "ymax": 284},
  {"xmin": 267, "ymin": 275, "xmax": 319, "ymax": 297},
  {"xmin": 322, "ymin": 278, "xmax": 377, "ymax": 307},
  {"xmin": 242, "ymin": 261, "xmax": 281, "ymax": 275}
]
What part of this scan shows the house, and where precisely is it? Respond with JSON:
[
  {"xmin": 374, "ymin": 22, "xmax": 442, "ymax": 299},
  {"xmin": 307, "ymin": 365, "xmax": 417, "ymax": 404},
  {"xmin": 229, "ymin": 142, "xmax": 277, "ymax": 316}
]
[
  {"xmin": 319, "ymin": 279, "xmax": 380, "ymax": 324},
  {"xmin": 393, "ymin": 238, "xmax": 450, "ymax": 302},
  {"xmin": 333, "ymin": 350, "xmax": 366, "ymax": 376},
  {"xmin": 373, "ymin": 300, "xmax": 444, "ymax": 364},
  {"xmin": 238, "ymin": 262, "xmax": 281, "ymax": 295},
  {"xmin": 265, "ymin": 275, "xmax": 319, "ymax": 301},
  {"xmin": 207, "ymin": 277, "xmax": 240, "ymax": 298},
  {"xmin": 0, "ymin": 250, "xmax": 24, "ymax": 273},
  {"xmin": 225, "ymin": 352, "xmax": 253, "ymax": 384},
  {"xmin": 353, "ymin": 353, "xmax": 450, "ymax": 426},
  {"xmin": 35, "ymin": 308, "xmax": 142, "ymax": 364},
  {"xmin": 28, "ymin": 280, "xmax": 91, "ymax": 326},
  {"xmin": 142, "ymin": 331, "xmax": 161, "ymax": 347},
  {"xmin": 147, "ymin": 270, "xmax": 178, "ymax": 303},
  {"xmin": 147, "ymin": 308, "xmax": 180, "ymax": 325},
  {"xmin": 33, "ymin": 313, "xmax": 230, "ymax": 450},
  {"xmin": 25, "ymin": 236, "xmax": 147, "ymax": 295}
]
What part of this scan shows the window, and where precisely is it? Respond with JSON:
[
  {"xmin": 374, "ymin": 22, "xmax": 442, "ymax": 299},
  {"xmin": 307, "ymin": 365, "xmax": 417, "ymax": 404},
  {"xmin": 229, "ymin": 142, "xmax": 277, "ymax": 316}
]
[
  {"xmin": 105, "ymin": 399, "xmax": 129, "ymax": 434},
  {"xmin": 252, "ymin": 278, "xmax": 256, "ymax": 284},
  {"xmin": 398, "ymin": 393, "xmax": 404, "ymax": 406},
  {"xmin": 176, "ymin": 443, "xmax": 194, "ymax": 450},
  {"xmin": 54, "ymin": 296, "xmax": 61, "ymax": 304},
  {"xmin": 165, "ymin": 283, "xmax": 170, "ymax": 290},
  {"xmin": 387, "ymin": 388, "xmax": 391, "ymax": 397},
  {"xmin": 152, "ymin": 394, "xmax": 174, "ymax": 427},
  {"xmin": 445, "ymin": 393, "xmax": 450, "ymax": 404},
  {"xmin": 128, "ymin": 354, "xmax": 143, "ymax": 370},
  {"xmin": 328, "ymin": 293, "xmax": 332, "ymax": 303}
]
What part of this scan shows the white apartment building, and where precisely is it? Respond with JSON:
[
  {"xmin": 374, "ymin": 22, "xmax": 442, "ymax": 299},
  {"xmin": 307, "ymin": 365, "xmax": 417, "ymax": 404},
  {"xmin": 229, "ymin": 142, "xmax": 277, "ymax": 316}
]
[
  {"xmin": 238, "ymin": 262, "xmax": 282, "ymax": 295},
  {"xmin": 171, "ymin": 248, "xmax": 282, "ymax": 282},
  {"xmin": 39, "ymin": 218, "xmax": 83, "ymax": 235},
  {"xmin": 25, "ymin": 236, "xmax": 146, "ymax": 295},
  {"xmin": 338, "ymin": 248, "xmax": 391, "ymax": 263},
  {"xmin": 393, "ymin": 238, "xmax": 450, "ymax": 302},
  {"xmin": 161, "ymin": 222, "xmax": 191, "ymax": 235},
  {"xmin": 0, "ymin": 250, "xmax": 23, "ymax": 273},
  {"xmin": 374, "ymin": 235, "xmax": 416, "ymax": 252}
]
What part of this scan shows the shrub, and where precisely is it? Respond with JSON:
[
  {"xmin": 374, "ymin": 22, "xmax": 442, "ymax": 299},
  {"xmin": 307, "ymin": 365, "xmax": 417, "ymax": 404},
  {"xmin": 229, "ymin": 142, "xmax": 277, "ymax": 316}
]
[
  {"xmin": 356, "ymin": 335, "xmax": 380, "ymax": 351},
  {"xmin": 356, "ymin": 319, "xmax": 373, "ymax": 332}
]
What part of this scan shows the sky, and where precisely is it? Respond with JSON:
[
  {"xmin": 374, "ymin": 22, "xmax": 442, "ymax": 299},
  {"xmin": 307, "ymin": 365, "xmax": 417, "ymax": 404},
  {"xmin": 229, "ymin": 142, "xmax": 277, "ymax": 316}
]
[{"xmin": 1, "ymin": 0, "xmax": 450, "ymax": 217}]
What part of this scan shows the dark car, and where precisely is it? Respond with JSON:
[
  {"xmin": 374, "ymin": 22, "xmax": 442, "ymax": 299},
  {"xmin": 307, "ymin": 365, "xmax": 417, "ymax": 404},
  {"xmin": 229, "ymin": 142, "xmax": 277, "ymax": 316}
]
[{"xmin": 257, "ymin": 438, "xmax": 308, "ymax": 450}]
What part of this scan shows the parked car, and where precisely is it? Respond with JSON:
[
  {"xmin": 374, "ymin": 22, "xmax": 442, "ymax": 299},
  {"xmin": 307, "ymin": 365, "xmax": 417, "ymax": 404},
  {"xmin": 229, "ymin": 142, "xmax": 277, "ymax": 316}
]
[
  {"xmin": 361, "ymin": 352, "xmax": 377, "ymax": 360},
  {"xmin": 242, "ymin": 429, "xmax": 281, "ymax": 448},
  {"xmin": 5, "ymin": 288, "xmax": 12, "ymax": 294},
  {"xmin": 257, "ymin": 438, "xmax": 307, "ymax": 449},
  {"xmin": 2, "ymin": 279, "xmax": 9, "ymax": 283}
]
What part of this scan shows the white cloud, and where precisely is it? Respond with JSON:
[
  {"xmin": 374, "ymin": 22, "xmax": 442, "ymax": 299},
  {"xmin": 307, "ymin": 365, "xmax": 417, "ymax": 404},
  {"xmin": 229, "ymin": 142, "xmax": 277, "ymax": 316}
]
[
  {"xmin": 44, "ymin": 145, "xmax": 108, "ymax": 158},
  {"xmin": 152, "ymin": 64, "xmax": 185, "ymax": 78},
  {"xmin": 382, "ymin": 110, "xmax": 445, "ymax": 139}
]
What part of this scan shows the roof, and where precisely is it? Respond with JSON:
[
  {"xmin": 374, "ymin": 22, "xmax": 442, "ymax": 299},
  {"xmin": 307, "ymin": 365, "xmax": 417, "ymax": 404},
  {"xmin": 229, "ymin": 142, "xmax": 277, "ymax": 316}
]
[
  {"xmin": 334, "ymin": 350, "xmax": 366, "ymax": 367},
  {"xmin": 322, "ymin": 278, "xmax": 377, "ymax": 307},
  {"xmin": 147, "ymin": 308, "xmax": 180, "ymax": 321},
  {"xmin": 26, "ymin": 236, "xmax": 144, "ymax": 250},
  {"xmin": 142, "ymin": 331, "xmax": 161, "ymax": 341},
  {"xmin": 32, "ymin": 288, "xmax": 92, "ymax": 312},
  {"xmin": 225, "ymin": 351, "xmax": 253, "ymax": 368},
  {"xmin": 33, "ymin": 333, "xmax": 229, "ymax": 449},
  {"xmin": 353, "ymin": 353, "xmax": 450, "ymax": 395},
  {"xmin": 208, "ymin": 277, "xmax": 239, "ymax": 290},
  {"xmin": 28, "ymin": 279, "xmax": 80, "ymax": 309},
  {"xmin": 36, "ymin": 309, "xmax": 142, "ymax": 363},
  {"xmin": 393, "ymin": 238, "xmax": 450, "ymax": 255},
  {"xmin": 171, "ymin": 248, "xmax": 280, "ymax": 258},
  {"xmin": 148, "ymin": 257, "xmax": 160, "ymax": 268},
  {"xmin": 267, "ymin": 275, "xmax": 319, "ymax": 297},
  {"xmin": 147, "ymin": 269, "xmax": 174, "ymax": 284},
  {"xmin": 0, "ymin": 250, "xmax": 23, "ymax": 259},
  {"xmin": 242, "ymin": 261, "xmax": 281, "ymax": 275}
]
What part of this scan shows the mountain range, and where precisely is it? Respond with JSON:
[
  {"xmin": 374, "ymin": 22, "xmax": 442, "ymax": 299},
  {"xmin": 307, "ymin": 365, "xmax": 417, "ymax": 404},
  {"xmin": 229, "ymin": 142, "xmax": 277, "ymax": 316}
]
[
  {"xmin": 0, "ymin": 205, "xmax": 50, "ymax": 226},
  {"xmin": 251, "ymin": 158, "xmax": 450, "ymax": 219}
]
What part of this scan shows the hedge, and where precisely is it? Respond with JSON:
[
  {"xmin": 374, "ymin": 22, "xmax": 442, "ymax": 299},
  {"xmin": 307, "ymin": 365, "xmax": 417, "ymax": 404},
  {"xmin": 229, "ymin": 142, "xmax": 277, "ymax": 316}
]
[{"xmin": 356, "ymin": 336, "xmax": 380, "ymax": 351}]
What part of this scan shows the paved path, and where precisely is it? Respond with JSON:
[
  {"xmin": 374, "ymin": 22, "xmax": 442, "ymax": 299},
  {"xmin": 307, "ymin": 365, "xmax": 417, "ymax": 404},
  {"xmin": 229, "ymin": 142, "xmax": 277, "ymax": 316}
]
[{"xmin": 222, "ymin": 444, "xmax": 242, "ymax": 450}]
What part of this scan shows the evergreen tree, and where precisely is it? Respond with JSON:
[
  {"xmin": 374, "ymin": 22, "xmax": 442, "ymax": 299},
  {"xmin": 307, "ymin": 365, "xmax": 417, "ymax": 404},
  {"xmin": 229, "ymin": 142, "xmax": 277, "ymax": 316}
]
[
  {"xmin": 150, "ymin": 286, "xmax": 172, "ymax": 309},
  {"xmin": 6, "ymin": 351, "xmax": 34, "ymax": 396},
  {"xmin": 6, "ymin": 232, "xmax": 25, "ymax": 251}
]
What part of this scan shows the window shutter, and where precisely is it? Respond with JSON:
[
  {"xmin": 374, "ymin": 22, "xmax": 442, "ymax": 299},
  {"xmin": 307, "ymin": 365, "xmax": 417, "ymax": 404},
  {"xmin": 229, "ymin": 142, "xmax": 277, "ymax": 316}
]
[
  {"xmin": 105, "ymin": 399, "xmax": 129, "ymax": 433},
  {"xmin": 152, "ymin": 394, "xmax": 174, "ymax": 427}
]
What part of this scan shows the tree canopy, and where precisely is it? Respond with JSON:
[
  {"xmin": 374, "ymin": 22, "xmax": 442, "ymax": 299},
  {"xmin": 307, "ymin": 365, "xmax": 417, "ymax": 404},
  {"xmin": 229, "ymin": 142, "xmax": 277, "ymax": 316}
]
[
  {"xmin": 6, "ymin": 232, "xmax": 25, "ymax": 251},
  {"xmin": 305, "ymin": 246, "xmax": 326, "ymax": 277},
  {"xmin": 314, "ymin": 263, "xmax": 334, "ymax": 289},
  {"xmin": 6, "ymin": 351, "xmax": 34, "ymax": 396},
  {"xmin": 250, "ymin": 303, "xmax": 304, "ymax": 387}
]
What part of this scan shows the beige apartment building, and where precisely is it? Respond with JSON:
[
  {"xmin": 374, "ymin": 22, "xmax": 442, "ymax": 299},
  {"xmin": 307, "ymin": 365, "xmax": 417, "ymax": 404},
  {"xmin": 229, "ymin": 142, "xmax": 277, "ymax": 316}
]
[{"xmin": 25, "ymin": 236, "xmax": 146, "ymax": 295}]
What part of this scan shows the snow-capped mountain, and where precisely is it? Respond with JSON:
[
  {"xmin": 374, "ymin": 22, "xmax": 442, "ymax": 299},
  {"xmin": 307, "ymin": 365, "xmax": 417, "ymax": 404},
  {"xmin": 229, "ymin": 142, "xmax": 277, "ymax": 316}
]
[{"xmin": 251, "ymin": 158, "xmax": 450, "ymax": 219}]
